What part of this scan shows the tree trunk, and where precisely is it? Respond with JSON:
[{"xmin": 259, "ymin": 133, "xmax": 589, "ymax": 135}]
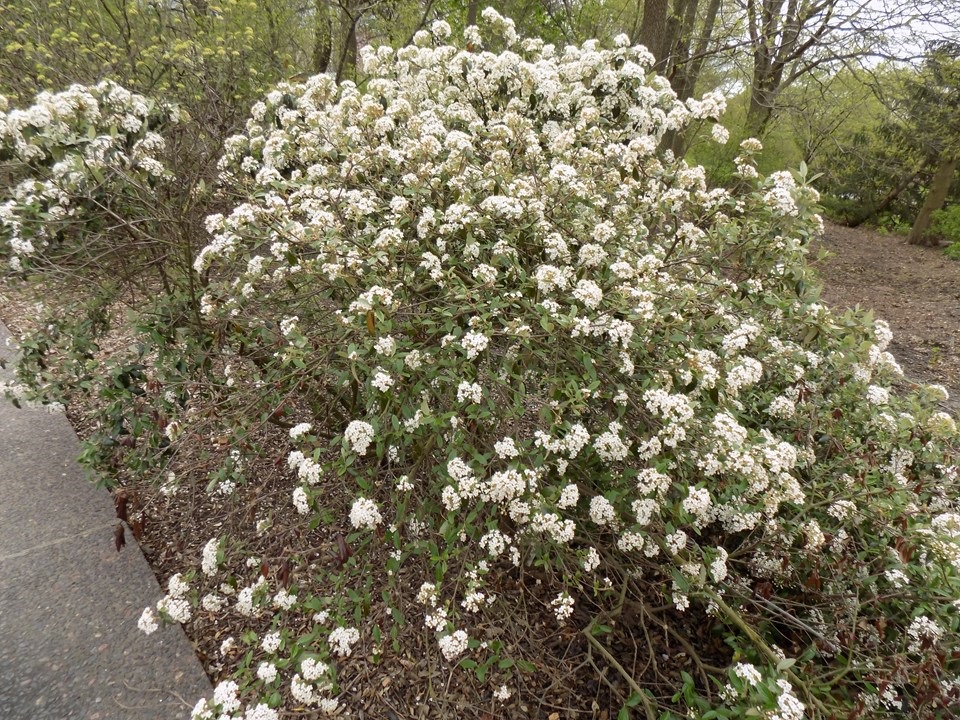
[
  {"xmin": 673, "ymin": 0, "xmax": 720, "ymax": 101},
  {"xmin": 334, "ymin": 3, "xmax": 358, "ymax": 84},
  {"xmin": 467, "ymin": 0, "xmax": 478, "ymax": 26},
  {"xmin": 659, "ymin": 0, "xmax": 697, "ymax": 78},
  {"xmin": 638, "ymin": 0, "xmax": 670, "ymax": 64},
  {"xmin": 848, "ymin": 158, "xmax": 932, "ymax": 228},
  {"xmin": 909, "ymin": 155, "xmax": 959, "ymax": 245},
  {"xmin": 746, "ymin": 80, "xmax": 777, "ymax": 137},
  {"xmin": 312, "ymin": 0, "xmax": 333, "ymax": 74}
]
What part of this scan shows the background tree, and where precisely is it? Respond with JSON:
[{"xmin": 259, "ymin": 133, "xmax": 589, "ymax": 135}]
[{"xmin": 901, "ymin": 43, "xmax": 960, "ymax": 244}]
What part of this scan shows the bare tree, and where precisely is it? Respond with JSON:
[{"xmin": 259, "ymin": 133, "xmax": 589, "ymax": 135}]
[{"xmin": 738, "ymin": 0, "xmax": 940, "ymax": 136}]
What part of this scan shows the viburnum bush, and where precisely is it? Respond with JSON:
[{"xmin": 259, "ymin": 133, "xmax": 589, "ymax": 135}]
[
  {"xmin": 5, "ymin": 10, "xmax": 960, "ymax": 720},
  {"xmin": 0, "ymin": 82, "xmax": 210, "ymax": 477},
  {"xmin": 0, "ymin": 81, "xmax": 183, "ymax": 273}
]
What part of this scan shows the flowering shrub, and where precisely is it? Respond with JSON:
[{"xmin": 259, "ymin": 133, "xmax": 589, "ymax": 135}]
[
  {"xmin": 5, "ymin": 11, "xmax": 960, "ymax": 720},
  {"xmin": 0, "ymin": 82, "xmax": 219, "ymax": 487},
  {"xmin": 0, "ymin": 81, "xmax": 183, "ymax": 272}
]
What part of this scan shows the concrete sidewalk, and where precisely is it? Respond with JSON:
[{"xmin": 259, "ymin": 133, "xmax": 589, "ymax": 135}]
[{"xmin": 0, "ymin": 322, "xmax": 211, "ymax": 719}]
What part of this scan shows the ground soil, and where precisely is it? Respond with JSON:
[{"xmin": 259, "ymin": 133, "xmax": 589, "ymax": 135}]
[{"xmin": 813, "ymin": 221, "xmax": 960, "ymax": 413}]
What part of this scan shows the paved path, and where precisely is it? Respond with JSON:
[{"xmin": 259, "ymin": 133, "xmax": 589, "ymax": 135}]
[{"xmin": 0, "ymin": 322, "xmax": 211, "ymax": 719}]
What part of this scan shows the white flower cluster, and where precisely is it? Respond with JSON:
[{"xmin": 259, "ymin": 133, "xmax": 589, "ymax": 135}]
[
  {"xmin": 0, "ymin": 82, "xmax": 179, "ymax": 270},
  {"xmin": 328, "ymin": 626, "xmax": 360, "ymax": 657},
  {"xmin": 438, "ymin": 629, "xmax": 470, "ymax": 661},
  {"xmin": 344, "ymin": 420, "xmax": 375, "ymax": 455},
  {"xmin": 201, "ymin": 538, "xmax": 220, "ymax": 576},
  {"xmin": 349, "ymin": 496, "xmax": 383, "ymax": 530}
]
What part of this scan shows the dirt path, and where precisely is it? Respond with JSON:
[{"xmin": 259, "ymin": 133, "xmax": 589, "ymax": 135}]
[{"xmin": 813, "ymin": 221, "xmax": 960, "ymax": 411}]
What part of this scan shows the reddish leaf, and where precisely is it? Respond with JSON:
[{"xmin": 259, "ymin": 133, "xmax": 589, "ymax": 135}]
[
  {"xmin": 114, "ymin": 490, "xmax": 129, "ymax": 523},
  {"xmin": 131, "ymin": 516, "xmax": 145, "ymax": 541},
  {"xmin": 896, "ymin": 537, "xmax": 915, "ymax": 563},
  {"xmin": 754, "ymin": 580, "xmax": 773, "ymax": 600},
  {"xmin": 335, "ymin": 534, "xmax": 353, "ymax": 567},
  {"xmin": 114, "ymin": 523, "xmax": 126, "ymax": 552}
]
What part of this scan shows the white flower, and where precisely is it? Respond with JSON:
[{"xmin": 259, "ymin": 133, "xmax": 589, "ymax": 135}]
[
  {"xmin": 884, "ymin": 568, "xmax": 909, "ymax": 588},
  {"xmin": 557, "ymin": 483, "xmax": 579, "ymax": 508},
  {"xmin": 438, "ymin": 629, "xmax": 470, "ymax": 661},
  {"xmin": 274, "ymin": 588, "xmax": 297, "ymax": 610},
  {"xmin": 301, "ymin": 657, "xmax": 329, "ymax": 681},
  {"xmin": 350, "ymin": 496, "xmax": 383, "ymax": 530},
  {"xmin": 534, "ymin": 264, "xmax": 572, "ymax": 293},
  {"xmin": 245, "ymin": 705, "xmax": 279, "ymax": 720},
  {"xmin": 167, "ymin": 572, "xmax": 189, "ymax": 597},
  {"xmin": 682, "ymin": 486, "xmax": 712, "ymax": 524},
  {"xmin": 593, "ymin": 422, "xmax": 629, "ymax": 462},
  {"xmin": 460, "ymin": 330, "xmax": 489, "ymax": 359},
  {"xmin": 289, "ymin": 422, "xmax": 313, "ymax": 439},
  {"xmin": 280, "ymin": 316, "xmax": 298, "ymax": 336},
  {"xmin": 551, "ymin": 592, "xmax": 575, "ymax": 622},
  {"xmin": 494, "ymin": 437, "xmax": 519, "ymax": 459},
  {"xmin": 430, "ymin": 19, "xmax": 452, "ymax": 38},
  {"xmin": 582, "ymin": 547, "xmax": 600, "ymax": 572},
  {"xmin": 578, "ymin": 243, "xmax": 607, "ymax": 267},
  {"xmin": 191, "ymin": 698, "xmax": 213, "ymax": 720},
  {"xmin": 344, "ymin": 420, "xmax": 375, "ymax": 455},
  {"xmin": 137, "ymin": 607, "xmax": 158, "ymax": 635},
  {"xmin": 213, "ymin": 680, "xmax": 241, "ymax": 713},
  {"xmin": 290, "ymin": 674, "xmax": 317, "ymax": 705},
  {"xmin": 768, "ymin": 396, "xmax": 795, "ymax": 419},
  {"xmin": 727, "ymin": 357, "xmax": 762, "ymax": 396},
  {"xmin": 906, "ymin": 615, "xmax": 943, "ymax": 654},
  {"xmin": 457, "ymin": 381, "xmax": 484, "ymax": 404},
  {"xmin": 867, "ymin": 384, "xmax": 890, "ymax": 405},
  {"xmin": 666, "ymin": 529, "xmax": 688, "ymax": 555},
  {"xmin": 374, "ymin": 335, "xmax": 397, "ymax": 356},
  {"xmin": 157, "ymin": 595, "xmax": 191, "ymax": 624},
  {"xmin": 589, "ymin": 495, "xmax": 617, "ymax": 526},
  {"xmin": 773, "ymin": 680, "xmax": 805, "ymax": 720},
  {"xmin": 257, "ymin": 661, "xmax": 278, "ymax": 683},
  {"xmin": 201, "ymin": 594, "xmax": 225, "ymax": 612},
  {"xmin": 572, "ymin": 278, "xmax": 603, "ymax": 308},
  {"xmin": 201, "ymin": 538, "xmax": 220, "ymax": 576},
  {"xmin": 293, "ymin": 486, "xmax": 310, "ymax": 514},
  {"xmin": 371, "ymin": 367, "xmax": 394, "ymax": 391},
  {"xmin": 328, "ymin": 626, "xmax": 360, "ymax": 657},
  {"xmin": 261, "ymin": 631, "xmax": 282, "ymax": 654},
  {"xmin": 733, "ymin": 662, "xmax": 762, "ymax": 686}
]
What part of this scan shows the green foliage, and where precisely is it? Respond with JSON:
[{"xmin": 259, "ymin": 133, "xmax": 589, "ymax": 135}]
[
  {"xmin": 0, "ymin": 0, "xmax": 317, "ymax": 139},
  {"xmin": 933, "ymin": 205, "xmax": 960, "ymax": 259},
  {"xmin": 686, "ymin": 93, "xmax": 804, "ymax": 188},
  {"xmin": 810, "ymin": 50, "xmax": 960, "ymax": 227}
]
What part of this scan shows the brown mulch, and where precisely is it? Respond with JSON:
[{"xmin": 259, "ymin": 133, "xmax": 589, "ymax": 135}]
[{"xmin": 813, "ymin": 221, "xmax": 960, "ymax": 413}]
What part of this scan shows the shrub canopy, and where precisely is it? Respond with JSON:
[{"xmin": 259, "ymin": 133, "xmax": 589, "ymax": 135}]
[{"xmin": 4, "ymin": 12, "xmax": 960, "ymax": 720}]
